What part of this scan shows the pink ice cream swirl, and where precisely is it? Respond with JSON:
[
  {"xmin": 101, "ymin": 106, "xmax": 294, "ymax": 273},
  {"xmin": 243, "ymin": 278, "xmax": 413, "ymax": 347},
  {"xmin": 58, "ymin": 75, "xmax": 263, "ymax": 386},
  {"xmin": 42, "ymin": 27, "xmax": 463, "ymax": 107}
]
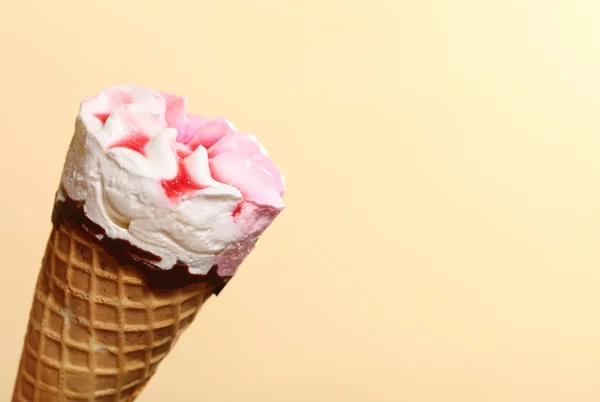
[{"xmin": 62, "ymin": 86, "xmax": 285, "ymax": 277}]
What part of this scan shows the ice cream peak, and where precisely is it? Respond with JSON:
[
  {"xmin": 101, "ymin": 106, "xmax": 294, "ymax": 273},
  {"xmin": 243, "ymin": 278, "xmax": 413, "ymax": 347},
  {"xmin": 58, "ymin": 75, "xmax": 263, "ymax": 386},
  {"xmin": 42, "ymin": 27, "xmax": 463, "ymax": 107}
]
[{"xmin": 58, "ymin": 86, "xmax": 285, "ymax": 276}]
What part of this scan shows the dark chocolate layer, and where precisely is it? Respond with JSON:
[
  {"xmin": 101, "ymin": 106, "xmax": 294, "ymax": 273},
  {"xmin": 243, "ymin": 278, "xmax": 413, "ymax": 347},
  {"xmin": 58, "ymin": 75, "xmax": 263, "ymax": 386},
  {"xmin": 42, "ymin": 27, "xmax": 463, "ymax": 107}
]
[{"xmin": 52, "ymin": 197, "xmax": 231, "ymax": 294}]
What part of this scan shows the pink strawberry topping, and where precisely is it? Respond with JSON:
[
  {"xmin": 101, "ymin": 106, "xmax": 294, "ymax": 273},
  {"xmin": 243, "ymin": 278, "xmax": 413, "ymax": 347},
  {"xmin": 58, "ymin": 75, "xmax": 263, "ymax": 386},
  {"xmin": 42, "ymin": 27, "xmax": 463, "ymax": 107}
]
[{"xmin": 90, "ymin": 88, "xmax": 285, "ymax": 209}]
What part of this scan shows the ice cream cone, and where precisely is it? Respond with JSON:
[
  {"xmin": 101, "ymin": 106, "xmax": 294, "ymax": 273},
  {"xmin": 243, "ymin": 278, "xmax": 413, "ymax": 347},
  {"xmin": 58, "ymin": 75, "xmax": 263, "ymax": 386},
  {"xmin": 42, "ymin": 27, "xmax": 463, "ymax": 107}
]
[
  {"xmin": 12, "ymin": 223, "xmax": 214, "ymax": 401},
  {"xmin": 12, "ymin": 86, "xmax": 286, "ymax": 401}
]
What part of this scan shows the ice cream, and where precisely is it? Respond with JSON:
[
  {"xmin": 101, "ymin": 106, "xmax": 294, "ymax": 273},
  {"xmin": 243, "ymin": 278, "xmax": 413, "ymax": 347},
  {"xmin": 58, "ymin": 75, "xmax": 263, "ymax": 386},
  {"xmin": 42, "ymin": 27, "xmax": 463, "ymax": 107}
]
[
  {"xmin": 12, "ymin": 86, "xmax": 286, "ymax": 402},
  {"xmin": 57, "ymin": 86, "xmax": 285, "ymax": 277}
]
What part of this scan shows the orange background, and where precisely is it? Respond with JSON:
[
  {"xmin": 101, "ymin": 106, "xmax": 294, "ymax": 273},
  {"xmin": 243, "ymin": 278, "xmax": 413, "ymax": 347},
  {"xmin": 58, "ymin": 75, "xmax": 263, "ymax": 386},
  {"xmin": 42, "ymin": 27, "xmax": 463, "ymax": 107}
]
[{"xmin": 2, "ymin": 1, "xmax": 600, "ymax": 401}]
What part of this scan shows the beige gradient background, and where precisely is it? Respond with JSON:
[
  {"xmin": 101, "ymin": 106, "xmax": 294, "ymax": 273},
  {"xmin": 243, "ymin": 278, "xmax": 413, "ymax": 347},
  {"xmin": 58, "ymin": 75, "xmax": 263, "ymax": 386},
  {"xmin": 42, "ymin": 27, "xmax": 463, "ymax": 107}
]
[{"xmin": 1, "ymin": 1, "xmax": 600, "ymax": 401}]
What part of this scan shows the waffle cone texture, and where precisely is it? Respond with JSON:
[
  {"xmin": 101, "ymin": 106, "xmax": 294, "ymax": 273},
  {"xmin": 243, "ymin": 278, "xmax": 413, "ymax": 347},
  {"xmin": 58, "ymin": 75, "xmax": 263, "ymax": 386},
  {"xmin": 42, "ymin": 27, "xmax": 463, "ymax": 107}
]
[{"xmin": 12, "ymin": 223, "xmax": 214, "ymax": 401}]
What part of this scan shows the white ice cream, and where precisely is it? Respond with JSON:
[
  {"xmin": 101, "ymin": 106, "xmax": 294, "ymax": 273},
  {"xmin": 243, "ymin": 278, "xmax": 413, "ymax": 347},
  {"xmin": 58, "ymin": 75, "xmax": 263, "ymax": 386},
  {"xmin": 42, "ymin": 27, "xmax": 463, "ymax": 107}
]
[{"xmin": 57, "ymin": 86, "xmax": 285, "ymax": 275}]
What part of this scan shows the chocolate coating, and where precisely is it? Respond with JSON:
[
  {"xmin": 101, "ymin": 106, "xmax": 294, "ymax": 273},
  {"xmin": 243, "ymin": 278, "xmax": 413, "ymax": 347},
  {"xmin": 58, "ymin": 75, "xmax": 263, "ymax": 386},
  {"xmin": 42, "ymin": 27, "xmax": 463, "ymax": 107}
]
[{"xmin": 52, "ymin": 197, "xmax": 231, "ymax": 294}]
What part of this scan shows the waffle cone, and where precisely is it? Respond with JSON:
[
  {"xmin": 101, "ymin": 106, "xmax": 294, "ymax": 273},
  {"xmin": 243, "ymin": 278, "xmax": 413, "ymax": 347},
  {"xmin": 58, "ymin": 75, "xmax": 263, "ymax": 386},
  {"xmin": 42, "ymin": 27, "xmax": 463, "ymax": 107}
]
[{"xmin": 12, "ymin": 223, "xmax": 215, "ymax": 401}]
